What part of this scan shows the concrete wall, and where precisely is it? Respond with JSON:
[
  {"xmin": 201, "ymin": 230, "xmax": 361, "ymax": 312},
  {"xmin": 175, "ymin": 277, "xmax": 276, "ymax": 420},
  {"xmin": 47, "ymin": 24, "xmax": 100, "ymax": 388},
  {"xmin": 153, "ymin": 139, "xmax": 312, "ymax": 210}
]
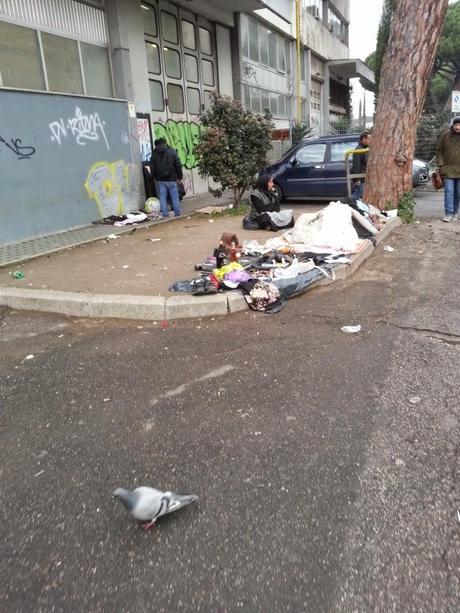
[
  {"xmin": 303, "ymin": 11, "xmax": 349, "ymax": 60},
  {"xmin": 0, "ymin": 90, "xmax": 138, "ymax": 245},
  {"xmin": 329, "ymin": 0, "xmax": 350, "ymax": 21}
]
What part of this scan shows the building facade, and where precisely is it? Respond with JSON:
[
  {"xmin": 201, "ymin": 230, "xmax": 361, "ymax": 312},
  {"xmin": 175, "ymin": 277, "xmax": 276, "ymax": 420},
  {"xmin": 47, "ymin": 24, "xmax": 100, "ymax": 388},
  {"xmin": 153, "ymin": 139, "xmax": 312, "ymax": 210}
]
[{"xmin": 0, "ymin": 0, "xmax": 372, "ymax": 244}]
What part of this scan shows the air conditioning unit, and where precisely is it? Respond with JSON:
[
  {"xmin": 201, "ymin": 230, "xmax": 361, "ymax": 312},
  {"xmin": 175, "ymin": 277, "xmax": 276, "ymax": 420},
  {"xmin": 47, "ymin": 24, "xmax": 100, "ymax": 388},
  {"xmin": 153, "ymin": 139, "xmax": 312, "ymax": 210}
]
[{"xmin": 313, "ymin": 7, "xmax": 320, "ymax": 19}]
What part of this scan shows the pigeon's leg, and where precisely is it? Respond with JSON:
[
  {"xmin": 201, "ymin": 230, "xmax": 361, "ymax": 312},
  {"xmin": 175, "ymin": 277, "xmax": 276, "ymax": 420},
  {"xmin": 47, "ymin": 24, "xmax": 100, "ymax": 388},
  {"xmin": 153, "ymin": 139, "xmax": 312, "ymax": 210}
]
[{"xmin": 142, "ymin": 520, "xmax": 156, "ymax": 531}]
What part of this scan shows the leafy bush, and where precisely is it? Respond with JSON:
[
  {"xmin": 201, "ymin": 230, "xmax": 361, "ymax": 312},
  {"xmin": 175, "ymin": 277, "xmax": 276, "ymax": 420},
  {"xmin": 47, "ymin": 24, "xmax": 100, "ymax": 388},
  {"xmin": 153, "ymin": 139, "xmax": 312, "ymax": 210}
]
[{"xmin": 195, "ymin": 94, "xmax": 274, "ymax": 208}]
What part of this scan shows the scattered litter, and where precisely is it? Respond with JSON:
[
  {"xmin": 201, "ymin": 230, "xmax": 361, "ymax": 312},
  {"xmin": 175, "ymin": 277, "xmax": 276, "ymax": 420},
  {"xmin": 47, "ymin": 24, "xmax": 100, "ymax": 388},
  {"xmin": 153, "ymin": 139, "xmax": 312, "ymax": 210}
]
[
  {"xmin": 24, "ymin": 354, "xmax": 34, "ymax": 360},
  {"xmin": 106, "ymin": 234, "xmax": 118, "ymax": 240},
  {"xmin": 341, "ymin": 325, "xmax": 361, "ymax": 334},
  {"xmin": 122, "ymin": 265, "xmax": 130, "ymax": 269},
  {"xmin": 395, "ymin": 458, "xmax": 405, "ymax": 467},
  {"xmin": 457, "ymin": 510, "xmax": 460, "ymax": 525},
  {"xmin": 34, "ymin": 470, "xmax": 45, "ymax": 478},
  {"xmin": 58, "ymin": 334, "xmax": 64, "ymax": 338},
  {"xmin": 148, "ymin": 238, "xmax": 162, "ymax": 242},
  {"xmin": 386, "ymin": 209, "xmax": 398, "ymax": 218},
  {"xmin": 103, "ymin": 398, "xmax": 110, "ymax": 402},
  {"xmin": 208, "ymin": 219, "xmax": 215, "ymax": 223},
  {"xmin": 383, "ymin": 245, "xmax": 395, "ymax": 252},
  {"xmin": 409, "ymin": 396, "xmax": 421, "ymax": 405},
  {"xmin": 9, "ymin": 271, "xmax": 24, "ymax": 279}
]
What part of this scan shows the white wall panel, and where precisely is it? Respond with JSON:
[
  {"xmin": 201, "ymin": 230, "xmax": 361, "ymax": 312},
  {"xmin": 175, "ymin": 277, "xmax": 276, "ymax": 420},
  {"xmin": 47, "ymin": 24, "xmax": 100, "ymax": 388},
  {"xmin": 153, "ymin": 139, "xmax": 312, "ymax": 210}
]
[{"xmin": 0, "ymin": 0, "xmax": 108, "ymax": 43}]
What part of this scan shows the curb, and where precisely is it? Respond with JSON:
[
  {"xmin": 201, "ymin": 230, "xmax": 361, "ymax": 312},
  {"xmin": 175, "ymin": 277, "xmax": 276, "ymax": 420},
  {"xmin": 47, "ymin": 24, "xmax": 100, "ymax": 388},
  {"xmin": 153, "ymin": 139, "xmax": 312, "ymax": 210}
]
[{"xmin": 0, "ymin": 217, "xmax": 401, "ymax": 320}]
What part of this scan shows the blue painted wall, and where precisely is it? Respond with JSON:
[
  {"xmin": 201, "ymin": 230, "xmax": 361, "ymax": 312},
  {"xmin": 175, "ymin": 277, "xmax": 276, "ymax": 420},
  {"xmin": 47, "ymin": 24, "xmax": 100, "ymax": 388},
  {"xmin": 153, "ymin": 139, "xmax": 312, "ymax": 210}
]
[{"xmin": 0, "ymin": 89, "xmax": 139, "ymax": 245}]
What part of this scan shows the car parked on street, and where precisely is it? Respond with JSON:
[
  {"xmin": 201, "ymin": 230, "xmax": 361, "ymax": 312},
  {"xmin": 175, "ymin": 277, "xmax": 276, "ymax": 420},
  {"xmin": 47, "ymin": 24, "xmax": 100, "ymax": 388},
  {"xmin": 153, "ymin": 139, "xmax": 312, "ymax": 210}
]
[{"xmin": 263, "ymin": 134, "xmax": 429, "ymax": 201}]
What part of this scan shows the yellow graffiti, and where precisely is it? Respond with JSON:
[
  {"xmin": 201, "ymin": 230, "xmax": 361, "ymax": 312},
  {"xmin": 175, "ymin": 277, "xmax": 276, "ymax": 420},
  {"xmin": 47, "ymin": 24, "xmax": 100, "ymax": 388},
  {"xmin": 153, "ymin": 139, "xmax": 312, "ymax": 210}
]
[{"xmin": 85, "ymin": 160, "xmax": 130, "ymax": 218}]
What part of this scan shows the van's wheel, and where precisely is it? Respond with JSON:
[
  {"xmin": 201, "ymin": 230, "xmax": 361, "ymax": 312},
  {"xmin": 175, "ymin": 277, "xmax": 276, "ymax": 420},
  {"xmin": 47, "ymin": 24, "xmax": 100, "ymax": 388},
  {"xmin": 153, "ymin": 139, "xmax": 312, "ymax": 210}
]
[{"xmin": 273, "ymin": 183, "xmax": 284, "ymax": 203}]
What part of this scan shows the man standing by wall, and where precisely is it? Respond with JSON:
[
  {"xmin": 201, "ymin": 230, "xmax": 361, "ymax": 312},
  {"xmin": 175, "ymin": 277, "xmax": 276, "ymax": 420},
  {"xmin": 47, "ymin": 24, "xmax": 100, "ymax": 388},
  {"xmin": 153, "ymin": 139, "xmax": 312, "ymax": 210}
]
[
  {"xmin": 150, "ymin": 138, "xmax": 183, "ymax": 218},
  {"xmin": 436, "ymin": 117, "xmax": 460, "ymax": 223}
]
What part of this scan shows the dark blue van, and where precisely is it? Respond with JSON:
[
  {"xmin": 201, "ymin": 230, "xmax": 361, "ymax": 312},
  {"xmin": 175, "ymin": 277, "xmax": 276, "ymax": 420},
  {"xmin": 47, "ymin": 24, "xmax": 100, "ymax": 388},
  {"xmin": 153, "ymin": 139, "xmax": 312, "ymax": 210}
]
[{"xmin": 263, "ymin": 134, "xmax": 428, "ymax": 201}]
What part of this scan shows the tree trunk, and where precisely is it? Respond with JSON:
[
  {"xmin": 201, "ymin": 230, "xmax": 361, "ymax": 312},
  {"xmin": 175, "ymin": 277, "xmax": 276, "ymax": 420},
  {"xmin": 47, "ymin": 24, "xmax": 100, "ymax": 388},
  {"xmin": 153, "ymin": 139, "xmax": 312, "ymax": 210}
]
[{"xmin": 364, "ymin": 0, "xmax": 449, "ymax": 210}]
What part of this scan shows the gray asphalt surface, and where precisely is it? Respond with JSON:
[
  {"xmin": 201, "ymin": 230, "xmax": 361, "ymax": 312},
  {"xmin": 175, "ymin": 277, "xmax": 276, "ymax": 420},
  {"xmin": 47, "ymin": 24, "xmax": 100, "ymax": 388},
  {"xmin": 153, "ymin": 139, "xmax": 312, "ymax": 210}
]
[{"xmin": 0, "ymin": 191, "xmax": 459, "ymax": 612}]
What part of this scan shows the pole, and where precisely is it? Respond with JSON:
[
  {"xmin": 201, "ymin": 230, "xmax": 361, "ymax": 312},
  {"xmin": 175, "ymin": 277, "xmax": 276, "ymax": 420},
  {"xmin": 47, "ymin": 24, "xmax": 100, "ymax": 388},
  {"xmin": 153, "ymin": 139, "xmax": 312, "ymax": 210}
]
[{"xmin": 296, "ymin": 0, "xmax": 301, "ymax": 122}]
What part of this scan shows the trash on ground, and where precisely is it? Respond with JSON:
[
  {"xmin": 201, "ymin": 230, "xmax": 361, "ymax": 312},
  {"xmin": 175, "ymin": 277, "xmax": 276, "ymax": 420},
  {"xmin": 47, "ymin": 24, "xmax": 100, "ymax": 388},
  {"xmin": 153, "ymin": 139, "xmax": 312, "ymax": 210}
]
[
  {"xmin": 106, "ymin": 234, "xmax": 118, "ymax": 240},
  {"xmin": 9, "ymin": 271, "xmax": 24, "ymax": 279},
  {"xmin": 34, "ymin": 470, "xmax": 45, "ymax": 478},
  {"xmin": 384, "ymin": 245, "xmax": 395, "ymax": 252},
  {"xmin": 122, "ymin": 265, "xmax": 130, "ymax": 269},
  {"xmin": 24, "ymin": 354, "xmax": 34, "ymax": 360},
  {"xmin": 457, "ymin": 510, "xmax": 460, "ymax": 525},
  {"xmin": 341, "ymin": 325, "xmax": 362, "ymax": 334},
  {"xmin": 208, "ymin": 218, "xmax": 215, "ymax": 223},
  {"xmin": 103, "ymin": 398, "xmax": 110, "ymax": 402},
  {"xmin": 409, "ymin": 396, "xmax": 421, "ymax": 405},
  {"xmin": 148, "ymin": 238, "xmax": 162, "ymax": 242},
  {"xmin": 395, "ymin": 458, "xmax": 405, "ymax": 467}
]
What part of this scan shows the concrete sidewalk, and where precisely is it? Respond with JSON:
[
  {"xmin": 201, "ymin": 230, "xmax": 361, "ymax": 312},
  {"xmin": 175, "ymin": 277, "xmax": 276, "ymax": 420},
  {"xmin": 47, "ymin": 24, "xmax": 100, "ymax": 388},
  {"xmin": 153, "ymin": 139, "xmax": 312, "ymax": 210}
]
[{"xmin": 0, "ymin": 197, "xmax": 403, "ymax": 319}]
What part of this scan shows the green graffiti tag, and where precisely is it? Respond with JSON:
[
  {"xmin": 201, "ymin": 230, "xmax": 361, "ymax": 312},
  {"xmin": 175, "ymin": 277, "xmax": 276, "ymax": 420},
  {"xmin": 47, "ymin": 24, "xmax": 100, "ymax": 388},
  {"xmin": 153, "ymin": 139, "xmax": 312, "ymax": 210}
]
[{"xmin": 153, "ymin": 120, "xmax": 203, "ymax": 170}]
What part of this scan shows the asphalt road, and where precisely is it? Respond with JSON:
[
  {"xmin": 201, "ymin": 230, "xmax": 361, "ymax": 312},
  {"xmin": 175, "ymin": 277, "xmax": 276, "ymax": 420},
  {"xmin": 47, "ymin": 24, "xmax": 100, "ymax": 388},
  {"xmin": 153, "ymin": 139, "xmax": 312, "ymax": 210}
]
[{"xmin": 1, "ymin": 192, "xmax": 459, "ymax": 612}]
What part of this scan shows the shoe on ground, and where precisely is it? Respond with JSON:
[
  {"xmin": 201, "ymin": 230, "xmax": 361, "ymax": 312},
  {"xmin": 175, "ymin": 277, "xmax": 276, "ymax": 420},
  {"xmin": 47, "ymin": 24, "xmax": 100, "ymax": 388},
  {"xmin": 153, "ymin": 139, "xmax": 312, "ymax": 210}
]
[
  {"xmin": 452, "ymin": 214, "xmax": 458, "ymax": 221},
  {"xmin": 442, "ymin": 215, "xmax": 453, "ymax": 222}
]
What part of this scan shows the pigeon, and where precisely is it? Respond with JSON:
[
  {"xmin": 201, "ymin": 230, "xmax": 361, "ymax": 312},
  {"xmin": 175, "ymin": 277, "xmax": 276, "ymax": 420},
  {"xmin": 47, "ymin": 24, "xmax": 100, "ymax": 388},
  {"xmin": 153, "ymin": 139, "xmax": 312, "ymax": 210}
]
[{"xmin": 113, "ymin": 486, "xmax": 198, "ymax": 530}]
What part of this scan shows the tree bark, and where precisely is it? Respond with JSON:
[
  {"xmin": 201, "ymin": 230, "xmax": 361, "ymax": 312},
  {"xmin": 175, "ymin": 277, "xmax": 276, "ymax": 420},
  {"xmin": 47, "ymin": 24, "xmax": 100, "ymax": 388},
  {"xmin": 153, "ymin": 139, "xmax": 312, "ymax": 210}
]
[{"xmin": 364, "ymin": 0, "xmax": 449, "ymax": 210}]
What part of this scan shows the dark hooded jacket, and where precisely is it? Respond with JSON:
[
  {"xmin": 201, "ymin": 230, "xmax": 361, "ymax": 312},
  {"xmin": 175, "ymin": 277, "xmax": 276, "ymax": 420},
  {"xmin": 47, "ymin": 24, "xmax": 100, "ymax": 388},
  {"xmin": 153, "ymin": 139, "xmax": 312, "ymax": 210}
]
[
  {"xmin": 351, "ymin": 139, "xmax": 369, "ymax": 179},
  {"xmin": 436, "ymin": 118, "xmax": 460, "ymax": 178},
  {"xmin": 151, "ymin": 144, "xmax": 183, "ymax": 182},
  {"xmin": 249, "ymin": 175, "xmax": 280, "ymax": 217}
]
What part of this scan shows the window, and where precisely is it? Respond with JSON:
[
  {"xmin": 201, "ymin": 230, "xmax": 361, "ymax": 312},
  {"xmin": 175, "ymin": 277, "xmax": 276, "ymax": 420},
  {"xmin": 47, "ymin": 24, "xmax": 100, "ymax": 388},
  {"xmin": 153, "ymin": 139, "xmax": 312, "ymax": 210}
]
[
  {"xmin": 199, "ymin": 27, "xmax": 212, "ymax": 55},
  {"xmin": 278, "ymin": 94, "xmax": 285, "ymax": 117},
  {"xmin": 142, "ymin": 3, "xmax": 157, "ymax": 37},
  {"xmin": 167, "ymin": 83, "xmax": 184, "ymax": 113},
  {"xmin": 306, "ymin": 0, "xmax": 323, "ymax": 20},
  {"xmin": 164, "ymin": 47, "xmax": 181, "ymax": 79},
  {"xmin": 182, "ymin": 20, "xmax": 196, "ymax": 50},
  {"xmin": 278, "ymin": 38, "xmax": 286, "ymax": 73},
  {"xmin": 149, "ymin": 79, "xmax": 164, "ymax": 110},
  {"xmin": 268, "ymin": 31, "xmax": 277, "ymax": 70},
  {"xmin": 296, "ymin": 143, "xmax": 326, "ymax": 165},
  {"xmin": 240, "ymin": 16, "xmax": 249, "ymax": 58},
  {"xmin": 259, "ymin": 27, "xmax": 269, "ymax": 66},
  {"xmin": 331, "ymin": 141, "xmax": 358, "ymax": 162},
  {"xmin": 0, "ymin": 21, "xmax": 45, "ymax": 90},
  {"xmin": 269, "ymin": 92, "xmax": 278, "ymax": 116},
  {"xmin": 201, "ymin": 59, "xmax": 214, "ymax": 86},
  {"xmin": 328, "ymin": 8, "xmax": 347, "ymax": 42},
  {"xmin": 145, "ymin": 41, "xmax": 160, "ymax": 74},
  {"xmin": 262, "ymin": 90, "xmax": 270, "ymax": 113},
  {"xmin": 41, "ymin": 33, "xmax": 83, "ymax": 94},
  {"xmin": 185, "ymin": 54, "xmax": 198, "ymax": 82},
  {"xmin": 162, "ymin": 12, "xmax": 178, "ymax": 44},
  {"xmin": 250, "ymin": 87, "xmax": 261, "ymax": 114},
  {"xmin": 248, "ymin": 19, "xmax": 259, "ymax": 62},
  {"xmin": 203, "ymin": 90, "xmax": 214, "ymax": 110},
  {"xmin": 187, "ymin": 87, "xmax": 200, "ymax": 115},
  {"xmin": 81, "ymin": 43, "xmax": 112, "ymax": 98},
  {"xmin": 285, "ymin": 40, "xmax": 291, "ymax": 74},
  {"xmin": 244, "ymin": 84, "xmax": 251, "ymax": 110}
]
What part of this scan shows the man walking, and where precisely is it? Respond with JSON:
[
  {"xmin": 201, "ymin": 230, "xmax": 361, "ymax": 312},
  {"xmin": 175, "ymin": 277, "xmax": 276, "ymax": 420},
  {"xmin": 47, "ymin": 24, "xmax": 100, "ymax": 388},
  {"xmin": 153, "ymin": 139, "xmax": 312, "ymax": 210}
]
[
  {"xmin": 351, "ymin": 131, "xmax": 370, "ymax": 204},
  {"xmin": 436, "ymin": 116, "xmax": 460, "ymax": 222},
  {"xmin": 150, "ymin": 138, "xmax": 183, "ymax": 218}
]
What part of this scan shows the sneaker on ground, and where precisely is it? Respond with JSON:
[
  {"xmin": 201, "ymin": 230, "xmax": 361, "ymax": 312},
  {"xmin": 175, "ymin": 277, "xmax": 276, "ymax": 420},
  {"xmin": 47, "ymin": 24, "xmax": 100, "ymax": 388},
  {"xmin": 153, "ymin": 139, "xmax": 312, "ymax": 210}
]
[
  {"xmin": 452, "ymin": 214, "xmax": 458, "ymax": 220},
  {"xmin": 442, "ymin": 215, "xmax": 453, "ymax": 222}
]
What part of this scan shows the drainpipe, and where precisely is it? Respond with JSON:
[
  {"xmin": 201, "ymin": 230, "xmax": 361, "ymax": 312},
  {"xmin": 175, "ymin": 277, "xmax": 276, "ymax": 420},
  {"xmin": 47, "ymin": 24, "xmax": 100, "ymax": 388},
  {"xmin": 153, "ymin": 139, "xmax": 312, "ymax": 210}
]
[{"xmin": 296, "ymin": 0, "xmax": 301, "ymax": 122}]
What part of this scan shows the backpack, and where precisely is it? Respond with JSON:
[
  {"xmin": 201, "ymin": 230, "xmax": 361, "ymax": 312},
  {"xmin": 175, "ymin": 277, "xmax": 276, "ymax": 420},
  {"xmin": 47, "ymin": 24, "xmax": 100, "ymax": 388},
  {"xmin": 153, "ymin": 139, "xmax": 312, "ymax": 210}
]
[{"xmin": 155, "ymin": 149, "xmax": 173, "ymax": 180}]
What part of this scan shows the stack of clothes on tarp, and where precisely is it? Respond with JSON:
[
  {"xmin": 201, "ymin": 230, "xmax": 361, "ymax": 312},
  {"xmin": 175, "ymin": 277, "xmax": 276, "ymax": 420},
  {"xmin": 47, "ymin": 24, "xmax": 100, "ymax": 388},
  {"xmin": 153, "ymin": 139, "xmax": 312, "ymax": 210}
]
[{"xmin": 170, "ymin": 200, "xmax": 389, "ymax": 313}]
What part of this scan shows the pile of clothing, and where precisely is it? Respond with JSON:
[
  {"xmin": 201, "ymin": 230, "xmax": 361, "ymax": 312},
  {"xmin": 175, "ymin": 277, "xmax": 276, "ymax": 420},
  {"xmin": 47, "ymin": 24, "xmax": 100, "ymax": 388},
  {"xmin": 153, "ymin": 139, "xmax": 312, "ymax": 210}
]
[{"xmin": 170, "ymin": 200, "xmax": 390, "ymax": 313}]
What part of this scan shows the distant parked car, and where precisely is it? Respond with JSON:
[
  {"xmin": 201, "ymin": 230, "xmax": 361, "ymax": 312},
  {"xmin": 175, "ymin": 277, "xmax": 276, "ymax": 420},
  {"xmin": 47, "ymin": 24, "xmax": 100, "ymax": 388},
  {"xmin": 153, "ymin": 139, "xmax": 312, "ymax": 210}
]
[{"xmin": 263, "ymin": 134, "xmax": 429, "ymax": 201}]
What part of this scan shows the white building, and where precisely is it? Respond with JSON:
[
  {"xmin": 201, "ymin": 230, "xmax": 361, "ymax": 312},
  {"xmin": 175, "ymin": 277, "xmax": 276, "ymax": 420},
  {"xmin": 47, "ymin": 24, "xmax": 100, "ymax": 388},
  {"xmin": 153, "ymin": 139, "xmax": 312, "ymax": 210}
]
[{"xmin": 0, "ymin": 0, "xmax": 373, "ymax": 244}]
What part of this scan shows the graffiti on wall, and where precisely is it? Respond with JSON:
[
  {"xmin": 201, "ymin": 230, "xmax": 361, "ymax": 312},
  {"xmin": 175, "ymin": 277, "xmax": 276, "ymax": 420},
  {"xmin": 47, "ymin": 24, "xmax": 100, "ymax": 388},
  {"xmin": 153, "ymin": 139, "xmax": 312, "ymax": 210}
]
[
  {"xmin": 0, "ymin": 134, "xmax": 36, "ymax": 160},
  {"xmin": 49, "ymin": 107, "xmax": 110, "ymax": 150},
  {"xmin": 137, "ymin": 118, "xmax": 152, "ymax": 162},
  {"xmin": 153, "ymin": 120, "xmax": 203, "ymax": 170},
  {"xmin": 85, "ymin": 160, "xmax": 139, "ymax": 218}
]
